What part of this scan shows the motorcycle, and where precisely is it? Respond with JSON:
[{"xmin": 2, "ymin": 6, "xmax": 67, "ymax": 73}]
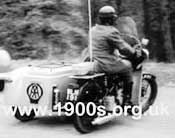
[{"xmin": 69, "ymin": 37, "xmax": 158, "ymax": 133}]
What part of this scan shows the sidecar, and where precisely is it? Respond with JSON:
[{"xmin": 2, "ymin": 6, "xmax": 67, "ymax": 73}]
[{"xmin": 0, "ymin": 62, "xmax": 95, "ymax": 120}]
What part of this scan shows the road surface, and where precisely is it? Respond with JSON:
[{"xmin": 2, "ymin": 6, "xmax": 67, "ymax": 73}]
[{"xmin": 0, "ymin": 86, "xmax": 175, "ymax": 138}]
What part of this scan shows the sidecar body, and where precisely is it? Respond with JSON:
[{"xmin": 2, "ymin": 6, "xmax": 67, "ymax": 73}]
[{"xmin": 0, "ymin": 62, "xmax": 94, "ymax": 116}]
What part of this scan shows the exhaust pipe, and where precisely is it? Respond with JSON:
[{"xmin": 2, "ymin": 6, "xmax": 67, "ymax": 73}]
[{"xmin": 92, "ymin": 113, "xmax": 117, "ymax": 125}]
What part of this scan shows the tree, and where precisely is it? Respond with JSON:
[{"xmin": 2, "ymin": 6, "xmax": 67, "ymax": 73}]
[
  {"xmin": 160, "ymin": 0, "xmax": 174, "ymax": 62},
  {"xmin": 169, "ymin": 0, "xmax": 175, "ymax": 51},
  {"xmin": 143, "ymin": 0, "xmax": 174, "ymax": 62},
  {"xmin": 83, "ymin": 0, "xmax": 175, "ymax": 62}
]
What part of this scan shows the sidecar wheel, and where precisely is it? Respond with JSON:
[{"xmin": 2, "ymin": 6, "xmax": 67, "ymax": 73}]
[
  {"xmin": 13, "ymin": 106, "xmax": 35, "ymax": 122},
  {"xmin": 0, "ymin": 80, "xmax": 4, "ymax": 92},
  {"xmin": 73, "ymin": 81, "xmax": 99, "ymax": 134},
  {"xmin": 140, "ymin": 77, "xmax": 158, "ymax": 113}
]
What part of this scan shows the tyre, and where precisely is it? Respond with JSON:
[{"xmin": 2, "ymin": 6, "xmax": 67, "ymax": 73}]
[
  {"xmin": 140, "ymin": 74, "xmax": 158, "ymax": 113},
  {"xmin": 0, "ymin": 80, "xmax": 4, "ymax": 92},
  {"xmin": 13, "ymin": 106, "xmax": 35, "ymax": 122},
  {"xmin": 73, "ymin": 81, "xmax": 100, "ymax": 134}
]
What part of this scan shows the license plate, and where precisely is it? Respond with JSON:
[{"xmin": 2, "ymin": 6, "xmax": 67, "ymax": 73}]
[{"xmin": 66, "ymin": 88, "xmax": 79, "ymax": 101}]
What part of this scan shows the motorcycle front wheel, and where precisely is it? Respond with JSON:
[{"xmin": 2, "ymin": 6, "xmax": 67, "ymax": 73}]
[{"xmin": 140, "ymin": 75, "xmax": 158, "ymax": 113}]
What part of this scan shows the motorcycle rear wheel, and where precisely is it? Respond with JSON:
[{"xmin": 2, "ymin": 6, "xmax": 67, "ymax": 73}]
[{"xmin": 73, "ymin": 81, "xmax": 100, "ymax": 134}]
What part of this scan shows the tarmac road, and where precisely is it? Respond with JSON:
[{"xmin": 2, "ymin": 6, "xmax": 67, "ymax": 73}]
[{"xmin": 0, "ymin": 86, "xmax": 175, "ymax": 138}]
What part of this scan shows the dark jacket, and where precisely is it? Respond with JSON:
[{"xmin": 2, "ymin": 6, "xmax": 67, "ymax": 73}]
[{"xmin": 91, "ymin": 24, "xmax": 135, "ymax": 73}]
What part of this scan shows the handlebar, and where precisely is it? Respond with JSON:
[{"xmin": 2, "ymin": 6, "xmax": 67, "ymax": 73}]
[{"xmin": 119, "ymin": 33, "xmax": 150, "ymax": 70}]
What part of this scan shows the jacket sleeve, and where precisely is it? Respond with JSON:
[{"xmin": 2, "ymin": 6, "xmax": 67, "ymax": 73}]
[{"xmin": 108, "ymin": 29, "xmax": 135, "ymax": 57}]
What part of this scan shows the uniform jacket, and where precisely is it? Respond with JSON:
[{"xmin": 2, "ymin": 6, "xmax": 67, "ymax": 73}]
[{"xmin": 91, "ymin": 24, "xmax": 135, "ymax": 73}]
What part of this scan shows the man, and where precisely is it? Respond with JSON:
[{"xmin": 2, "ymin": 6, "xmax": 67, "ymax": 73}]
[{"xmin": 91, "ymin": 6, "xmax": 136, "ymax": 105}]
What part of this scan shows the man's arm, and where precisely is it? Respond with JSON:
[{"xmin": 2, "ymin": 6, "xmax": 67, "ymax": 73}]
[{"xmin": 109, "ymin": 29, "xmax": 135, "ymax": 57}]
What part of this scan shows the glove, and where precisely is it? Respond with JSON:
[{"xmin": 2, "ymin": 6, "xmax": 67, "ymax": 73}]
[{"xmin": 131, "ymin": 50, "xmax": 146, "ymax": 70}]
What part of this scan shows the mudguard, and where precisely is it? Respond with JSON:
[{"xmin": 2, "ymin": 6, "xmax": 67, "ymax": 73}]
[
  {"xmin": 132, "ymin": 71, "xmax": 156, "ymax": 105},
  {"xmin": 143, "ymin": 73, "xmax": 156, "ymax": 80}
]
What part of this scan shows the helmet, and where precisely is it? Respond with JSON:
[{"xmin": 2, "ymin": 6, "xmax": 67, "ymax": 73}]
[{"xmin": 99, "ymin": 6, "xmax": 117, "ymax": 19}]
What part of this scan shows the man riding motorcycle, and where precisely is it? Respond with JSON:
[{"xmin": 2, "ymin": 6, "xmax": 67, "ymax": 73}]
[{"xmin": 91, "ymin": 6, "xmax": 138, "ymax": 105}]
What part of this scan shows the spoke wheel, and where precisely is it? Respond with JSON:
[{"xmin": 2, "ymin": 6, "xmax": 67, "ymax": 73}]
[
  {"xmin": 140, "ymin": 77, "xmax": 158, "ymax": 113},
  {"xmin": 73, "ymin": 81, "xmax": 100, "ymax": 134}
]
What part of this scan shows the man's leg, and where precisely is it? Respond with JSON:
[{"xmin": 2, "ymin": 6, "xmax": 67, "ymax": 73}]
[
  {"xmin": 118, "ymin": 59, "xmax": 133, "ymax": 105},
  {"xmin": 94, "ymin": 58, "xmax": 133, "ymax": 105}
]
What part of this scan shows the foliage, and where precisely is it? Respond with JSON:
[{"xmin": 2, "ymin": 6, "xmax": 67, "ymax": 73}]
[
  {"xmin": 0, "ymin": 0, "xmax": 87, "ymax": 59},
  {"xmin": 0, "ymin": 0, "xmax": 175, "ymax": 62}
]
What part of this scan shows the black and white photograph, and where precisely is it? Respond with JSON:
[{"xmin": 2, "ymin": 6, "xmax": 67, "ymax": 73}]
[{"xmin": 0, "ymin": 0, "xmax": 175, "ymax": 137}]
